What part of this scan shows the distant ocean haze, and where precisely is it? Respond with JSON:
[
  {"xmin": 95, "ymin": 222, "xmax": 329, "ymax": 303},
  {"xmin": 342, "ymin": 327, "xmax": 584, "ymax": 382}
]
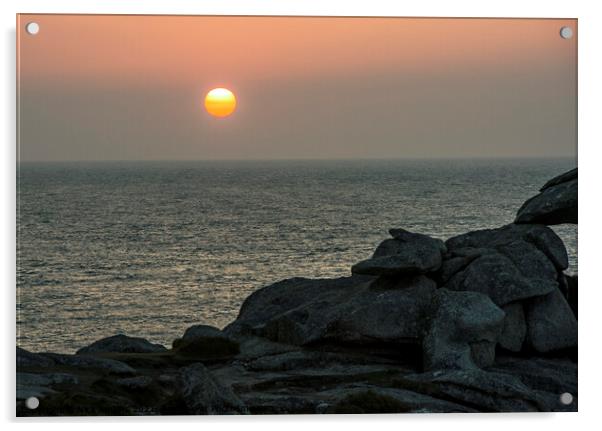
[{"xmin": 16, "ymin": 158, "xmax": 577, "ymax": 353}]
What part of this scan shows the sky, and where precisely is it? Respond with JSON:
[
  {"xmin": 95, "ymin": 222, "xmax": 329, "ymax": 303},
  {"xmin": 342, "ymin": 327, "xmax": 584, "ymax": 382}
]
[{"xmin": 17, "ymin": 15, "xmax": 577, "ymax": 161}]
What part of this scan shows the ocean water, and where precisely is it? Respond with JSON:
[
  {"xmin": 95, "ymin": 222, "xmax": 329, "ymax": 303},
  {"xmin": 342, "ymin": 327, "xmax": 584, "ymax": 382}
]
[{"xmin": 17, "ymin": 158, "xmax": 577, "ymax": 353}]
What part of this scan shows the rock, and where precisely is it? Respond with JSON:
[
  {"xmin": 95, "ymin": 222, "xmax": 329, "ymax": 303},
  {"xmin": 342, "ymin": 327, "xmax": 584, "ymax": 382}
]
[
  {"xmin": 315, "ymin": 402, "xmax": 330, "ymax": 414},
  {"xmin": 42, "ymin": 353, "xmax": 136, "ymax": 375},
  {"xmin": 388, "ymin": 228, "xmax": 447, "ymax": 252},
  {"xmin": 325, "ymin": 387, "xmax": 475, "ymax": 413},
  {"xmin": 351, "ymin": 229, "xmax": 446, "ymax": 276},
  {"xmin": 245, "ymin": 350, "xmax": 396, "ymax": 372},
  {"xmin": 398, "ymin": 369, "xmax": 550, "ymax": 412},
  {"xmin": 515, "ymin": 168, "xmax": 577, "ymax": 225},
  {"xmin": 445, "ymin": 251, "xmax": 556, "ymax": 307},
  {"xmin": 525, "ymin": 288, "xmax": 577, "ymax": 353},
  {"xmin": 17, "ymin": 347, "xmax": 55, "ymax": 368},
  {"xmin": 16, "ymin": 372, "xmax": 79, "ymax": 401},
  {"xmin": 498, "ymin": 302, "xmax": 527, "ymax": 352},
  {"xmin": 246, "ymin": 351, "xmax": 333, "ymax": 372},
  {"xmin": 17, "ymin": 372, "xmax": 79, "ymax": 386},
  {"xmin": 241, "ymin": 393, "xmax": 319, "ymax": 414},
  {"xmin": 559, "ymin": 274, "xmax": 578, "ymax": 318},
  {"xmin": 540, "ymin": 168, "xmax": 577, "ymax": 191},
  {"xmin": 233, "ymin": 335, "xmax": 299, "ymax": 360},
  {"xmin": 491, "ymin": 356, "xmax": 577, "ymax": 395},
  {"xmin": 469, "ymin": 341, "xmax": 497, "ymax": 369},
  {"xmin": 16, "ymin": 385, "xmax": 56, "ymax": 401},
  {"xmin": 443, "ymin": 224, "xmax": 566, "ymax": 306},
  {"xmin": 446, "ymin": 223, "xmax": 568, "ymax": 271},
  {"xmin": 490, "ymin": 356, "xmax": 578, "ymax": 412},
  {"xmin": 225, "ymin": 274, "xmax": 436, "ymax": 347},
  {"xmin": 173, "ymin": 325, "xmax": 239, "ymax": 358},
  {"xmin": 423, "ymin": 289, "xmax": 505, "ymax": 371},
  {"xmin": 176, "ymin": 363, "xmax": 247, "ymax": 414},
  {"xmin": 76, "ymin": 334, "xmax": 167, "ymax": 355},
  {"xmin": 438, "ymin": 255, "xmax": 477, "ymax": 284},
  {"xmin": 115, "ymin": 376, "xmax": 154, "ymax": 390},
  {"xmin": 158, "ymin": 374, "xmax": 177, "ymax": 385},
  {"xmin": 567, "ymin": 274, "xmax": 578, "ymax": 318},
  {"xmin": 182, "ymin": 324, "xmax": 225, "ymax": 340}
]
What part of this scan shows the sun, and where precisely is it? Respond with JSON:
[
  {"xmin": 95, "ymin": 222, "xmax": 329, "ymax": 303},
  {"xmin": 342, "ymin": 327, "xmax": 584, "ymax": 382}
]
[{"xmin": 205, "ymin": 88, "xmax": 237, "ymax": 118}]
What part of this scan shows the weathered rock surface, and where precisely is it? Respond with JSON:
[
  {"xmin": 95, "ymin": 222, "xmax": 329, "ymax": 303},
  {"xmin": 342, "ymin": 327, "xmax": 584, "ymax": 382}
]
[
  {"xmin": 17, "ymin": 346, "xmax": 135, "ymax": 375},
  {"xmin": 181, "ymin": 324, "xmax": 225, "ymax": 340},
  {"xmin": 443, "ymin": 224, "xmax": 567, "ymax": 306},
  {"xmin": 225, "ymin": 274, "xmax": 436, "ymax": 347},
  {"xmin": 423, "ymin": 289, "xmax": 505, "ymax": 371},
  {"xmin": 559, "ymin": 274, "xmax": 578, "ymax": 318},
  {"xmin": 42, "ymin": 352, "xmax": 136, "ymax": 375},
  {"xmin": 491, "ymin": 355, "xmax": 577, "ymax": 396},
  {"xmin": 399, "ymin": 369, "xmax": 550, "ymax": 412},
  {"xmin": 17, "ymin": 372, "xmax": 79, "ymax": 401},
  {"xmin": 498, "ymin": 302, "xmax": 527, "ymax": 352},
  {"xmin": 525, "ymin": 288, "xmax": 578, "ymax": 353},
  {"xmin": 446, "ymin": 223, "xmax": 568, "ymax": 271},
  {"xmin": 234, "ymin": 335, "xmax": 300, "ymax": 361},
  {"xmin": 115, "ymin": 375, "xmax": 154, "ymax": 390},
  {"xmin": 352, "ymin": 229, "xmax": 446, "ymax": 276},
  {"xmin": 515, "ymin": 168, "xmax": 577, "ymax": 225},
  {"xmin": 173, "ymin": 324, "xmax": 240, "ymax": 358},
  {"xmin": 77, "ymin": 334, "xmax": 167, "ymax": 355},
  {"xmin": 175, "ymin": 363, "xmax": 248, "ymax": 414},
  {"xmin": 444, "ymin": 251, "xmax": 556, "ymax": 306},
  {"xmin": 17, "ymin": 339, "xmax": 577, "ymax": 415},
  {"xmin": 17, "ymin": 347, "xmax": 55, "ymax": 368},
  {"xmin": 541, "ymin": 168, "xmax": 577, "ymax": 190}
]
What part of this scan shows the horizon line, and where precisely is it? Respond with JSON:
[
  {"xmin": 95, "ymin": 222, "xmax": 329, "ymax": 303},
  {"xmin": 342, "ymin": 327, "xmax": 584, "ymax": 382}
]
[{"xmin": 17, "ymin": 155, "xmax": 577, "ymax": 164}]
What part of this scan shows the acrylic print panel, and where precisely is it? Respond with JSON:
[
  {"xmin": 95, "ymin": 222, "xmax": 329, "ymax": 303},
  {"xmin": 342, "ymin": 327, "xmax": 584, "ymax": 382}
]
[{"xmin": 16, "ymin": 14, "xmax": 577, "ymax": 416}]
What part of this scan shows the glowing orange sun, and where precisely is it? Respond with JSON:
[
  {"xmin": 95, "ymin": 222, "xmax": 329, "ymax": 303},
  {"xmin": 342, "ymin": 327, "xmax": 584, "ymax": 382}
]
[{"xmin": 204, "ymin": 88, "xmax": 237, "ymax": 117}]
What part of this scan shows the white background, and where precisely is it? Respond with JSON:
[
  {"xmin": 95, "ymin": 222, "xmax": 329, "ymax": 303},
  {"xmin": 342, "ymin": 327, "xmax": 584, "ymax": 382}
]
[{"xmin": 2, "ymin": 0, "xmax": 601, "ymax": 429}]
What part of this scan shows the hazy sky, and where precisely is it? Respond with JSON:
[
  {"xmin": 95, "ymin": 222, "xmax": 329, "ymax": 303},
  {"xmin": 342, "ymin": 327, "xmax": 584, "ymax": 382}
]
[{"xmin": 18, "ymin": 15, "xmax": 577, "ymax": 161}]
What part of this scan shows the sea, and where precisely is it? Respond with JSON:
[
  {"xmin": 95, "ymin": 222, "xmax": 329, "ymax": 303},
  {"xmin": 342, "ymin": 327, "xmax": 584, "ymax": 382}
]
[{"xmin": 17, "ymin": 158, "xmax": 577, "ymax": 353}]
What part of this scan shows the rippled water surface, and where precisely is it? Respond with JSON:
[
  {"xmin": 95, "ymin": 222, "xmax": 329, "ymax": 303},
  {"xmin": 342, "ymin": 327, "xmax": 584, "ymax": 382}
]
[{"xmin": 17, "ymin": 159, "xmax": 577, "ymax": 353}]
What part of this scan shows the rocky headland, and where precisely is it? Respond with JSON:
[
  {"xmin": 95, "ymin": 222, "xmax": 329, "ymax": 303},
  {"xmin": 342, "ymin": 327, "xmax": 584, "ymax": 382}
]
[{"xmin": 17, "ymin": 168, "xmax": 578, "ymax": 415}]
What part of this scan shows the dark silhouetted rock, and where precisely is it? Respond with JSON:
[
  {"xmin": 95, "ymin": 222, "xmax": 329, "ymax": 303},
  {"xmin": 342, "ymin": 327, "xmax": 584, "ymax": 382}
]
[
  {"xmin": 446, "ymin": 223, "xmax": 568, "ymax": 271},
  {"xmin": 42, "ymin": 353, "xmax": 136, "ymax": 375},
  {"xmin": 17, "ymin": 347, "xmax": 55, "ymax": 368},
  {"xmin": 176, "ymin": 363, "xmax": 247, "ymax": 414},
  {"xmin": 515, "ymin": 168, "xmax": 577, "ymax": 225},
  {"xmin": 444, "ymin": 250, "xmax": 557, "ymax": 307},
  {"xmin": 233, "ymin": 335, "xmax": 299, "ymax": 360},
  {"xmin": 326, "ymin": 387, "xmax": 474, "ymax": 413},
  {"xmin": 182, "ymin": 324, "xmax": 224, "ymax": 340},
  {"xmin": 115, "ymin": 375, "xmax": 154, "ymax": 390},
  {"xmin": 491, "ymin": 356, "xmax": 577, "ymax": 396},
  {"xmin": 225, "ymin": 274, "xmax": 436, "ymax": 347},
  {"xmin": 352, "ymin": 229, "xmax": 446, "ymax": 276},
  {"xmin": 423, "ymin": 289, "xmax": 505, "ymax": 371},
  {"xmin": 173, "ymin": 325, "xmax": 239, "ymax": 358},
  {"xmin": 438, "ymin": 255, "xmax": 478, "ymax": 284},
  {"xmin": 443, "ymin": 224, "xmax": 567, "ymax": 306},
  {"xmin": 525, "ymin": 288, "xmax": 577, "ymax": 353},
  {"xmin": 399, "ymin": 369, "xmax": 549, "ymax": 412},
  {"xmin": 540, "ymin": 168, "xmax": 577, "ymax": 191},
  {"xmin": 76, "ymin": 334, "xmax": 167, "ymax": 355},
  {"xmin": 498, "ymin": 302, "xmax": 527, "ymax": 352},
  {"xmin": 17, "ymin": 372, "xmax": 79, "ymax": 400},
  {"xmin": 559, "ymin": 274, "xmax": 578, "ymax": 318}
]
